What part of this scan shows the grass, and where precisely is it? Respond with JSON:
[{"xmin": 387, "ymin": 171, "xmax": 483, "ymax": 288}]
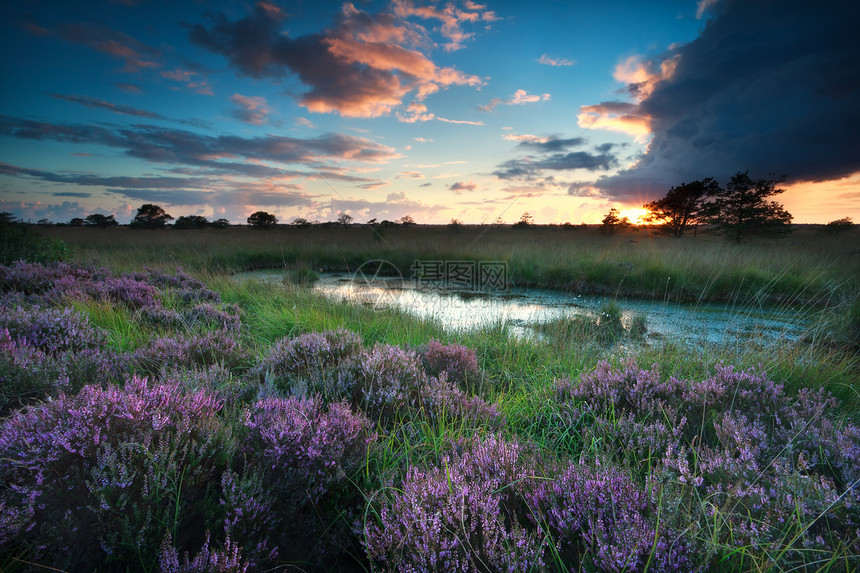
[{"xmin": 45, "ymin": 224, "xmax": 860, "ymax": 306}]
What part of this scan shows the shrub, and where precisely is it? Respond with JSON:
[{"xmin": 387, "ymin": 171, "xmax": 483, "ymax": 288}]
[
  {"xmin": 0, "ymin": 305, "xmax": 107, "ymax": 353},
  {"xmin": 553, "ymin": 360, "xmax": 860, "ymax": 563},
  {"xmin": 0, "ymin": 328, "xmax": 129, "ymax": 414},
  {"xmin": 255, "ymin": 329, "xmax": 363, "ymax": 399},
  {"xmin": 135, "ymin": 330, "xmax": 250, "ymax": 375},
  {"xmin": 239, "ymin": 396, "xmax": 374, "ymax": 564},
  {"xmin": 363, "ymin": 434, "xmax": 545, "ymax": 572},
  {"xmin": 352, "ymin": 344, "xmax": 430, "ymax": 425},
  {"xmin": 158, "ymin": 532, "xmax": 250, "ymax": 573},
  {"xmin": 421, "ymin": 339, "xmax": 480, "ymax": 388},
  {"xmin": 531, "ymin": 460, "xmax": 691, "ymax": 571},
  {"xmin": 0, "ymin": 377, "xmax": 230, "ymax": 570}
]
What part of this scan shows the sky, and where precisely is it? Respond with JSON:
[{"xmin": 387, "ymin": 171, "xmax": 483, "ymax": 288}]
[{"xmin": 1, "ymin": 0, "xmax": 858, "ymax": 225}]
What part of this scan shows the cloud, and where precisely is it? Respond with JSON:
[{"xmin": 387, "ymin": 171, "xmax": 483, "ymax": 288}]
[
  {"xmin": 396, "ymin": 102, "xmax": 435, "ymax": 123},
  {"xmin": 0, "ymin": 162, "xmax": 211, "ymax": 189},
  {"xmin": 0, "ymin": 116, "xmax": 400, "ymax": 171},
  {"xmin": 328, "ymin": 193, "xmax": 448, "ymax": 223},
  {"xmin": 507, "ymin": 135, "xmax": 586, "ymax": 153},
  {"xmin": 161, "ymin": 68, "xmax": 213, "ymax": 95},
  {"xmin": 494, "ymin": 151, "xmax": 617, "ymax": 180},
  {"xmin": 436, "ymin": 117, "xmax": 484, "ymax": 125},
  {"xmin": 537, "ymin": 54, "xmax": 575, "ymax": 67},
  {"xmin": 582, "ymin": 1, "xmax": 860, "ymax": 201},
  {"xmin": 55, "ymin": 22, "xmax": 160, "ymax": 72},
  {"xmin": 695, "ymin": 0, "xmax": 720, "ymax": 19},
  {"xmin": 577, "ymin": 102, "xmax": 651, "ymax": 141},
  {"xmin": 230, "ymin": 94, "xmax": 271, "ymax": 125},
  {"xmin": 52, "ymin": 192, "xmax": 92, "ymax": 198},
  {"xmin": 114, "ymin": 83, "xmax": 143, "ymax": 94},
  {"xmin": 396, "ymin": 171, "xmax": 425, "ymax": 179},
  {"xmin": 50, "ymin": 93, "xmax": 166, "ymax": 119},
  {"xmin": 479, "ymin": 89, "xmax": 551, "ymax": 112},
  {"xmin": 187, "ymin": 2, "xmax": 484, "ymax": 118},
  {"xmin": 449, "ymin": 181, "xmax": 477, "ymax": 193},
  {"xmin": 49, "ymin": 93, "xmax": 209, "ymax": 128},
  {"xmin": 391, "ymin": 0, "xmax": 499, "ymax": 52},
  {"xmin": 414, "ymin": 137, "xmax": 433, "ymax": 143}
]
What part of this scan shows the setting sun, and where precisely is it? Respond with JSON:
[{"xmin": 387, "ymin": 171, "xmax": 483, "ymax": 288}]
[{"xmin": 620, "ymin": 208, "xmax": 652, "ymax": 225}]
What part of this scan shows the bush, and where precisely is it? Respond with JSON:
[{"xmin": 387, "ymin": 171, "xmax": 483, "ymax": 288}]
[
  {"xmin": 0, "ymin": 377, "xmax": 230, "ymax": 570},
  {"xmin": 553, "ymin": 360, "xmax": 860, "ymax": 563},
  {"xmin": 421, "ymin": 339, "xmax": 480, "ymax": 389},
  {"xmin": 363, "ymin": 434, "xmax": 544, "ymax": 572},
  {"xmin": 237, "ymin": 396, "xmax": 374, "ymax": 564},
  {"xmin": 255, "ymin": 329, "xmax": 363, "ymax": 399}
]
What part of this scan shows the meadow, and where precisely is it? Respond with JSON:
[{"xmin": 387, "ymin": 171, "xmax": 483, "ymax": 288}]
[{"xmin": 1, "ymin": 224, "xmax": 858, "ymax": 572}]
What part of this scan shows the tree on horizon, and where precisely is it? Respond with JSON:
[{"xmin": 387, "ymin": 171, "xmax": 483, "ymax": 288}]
[
  {"xmin": 600, "ymin": 208, "xmax": 630, "ymax": 235},
  {"xmin": 84, "ymin": 214, "xmax": 119, "ymax": 229},
  {"xmin": 704, "ymin": 172, "xmax": 792, "ymax": 243},
  {"xmin": 644, "ymin": 178, "xmax": 719, "ymax": 237},
  {"xmin": 248, "ymin": 211, "xmax": 278, "ymax": 229},
  {"xmin": 130, "ymin": 204, "xmax": 173, "ymax": 229}
]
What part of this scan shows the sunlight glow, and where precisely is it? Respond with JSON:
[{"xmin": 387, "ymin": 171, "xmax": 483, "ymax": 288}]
[{"xmin": 620, "ymin": 208, "xmax": 651, "ymax": 224}]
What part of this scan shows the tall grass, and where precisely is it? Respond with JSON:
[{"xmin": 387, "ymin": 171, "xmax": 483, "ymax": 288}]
[{"xmin": 46, "ymin": 225, "xmax": 860, "ymax": 305}]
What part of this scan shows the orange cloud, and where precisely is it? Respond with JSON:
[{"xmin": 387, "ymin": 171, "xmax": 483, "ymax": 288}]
[{"xmin": 613, "ymin": 54, "xmax": 680, "ymax": 99}]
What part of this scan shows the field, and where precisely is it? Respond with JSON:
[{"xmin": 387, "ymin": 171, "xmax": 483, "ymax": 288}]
[{"xmin": 1, "ymin": 224, "xmax": 859, "ymax": 572}]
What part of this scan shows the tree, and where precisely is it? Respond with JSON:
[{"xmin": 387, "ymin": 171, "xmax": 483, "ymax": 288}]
[
  {"xmin": 84, "ymin": 214, "xmax": 119, "ymax": 229},
  {"xmin": 600, "ymin": 208, "xmax": 630, "ymax": 235},
  {"xmin": 821, "ymin": 217, "xmax": 856, "ymax": 235},
  {"xmin": 704, "ymin": 172, "xmax": 792, "ymax": 243},
  {"xmin": 68, "ymin": 218, "xmax": 85, "ymax": 227},
  {"xmin": 397, "ymin": 215, "xmax": 416, "ymax": 226},
  {"xmin": 173, "ymin": 215, "xmax": 210, "ymax": 229},
  {"xmin": 336, "ymin": 212, "xmax": 354, "ymax": 227},
  {"xmin": 0, "ymin": 212, "xmax": 16, "ymax": 225},
  {"xmin": 130, "ymin": 204, "xmax": 173, "ymax": 229},
  {"xmin": 644, "ymin": 178, "xmax": 720, "ymax": 237},
  {"xmin": 248, "ymin": 211, "xmax": 278, "ymax": 229},
  {"xmin": 291, "ymin": 217, "xmax": 311, "ymax": 228},
  {"xmin": 513, "ymin": 212, "xmax": 534, "ymax": 228},
  {"xmin": 211, "ymin": 218, "xmax": 230, "ymax": 229}
]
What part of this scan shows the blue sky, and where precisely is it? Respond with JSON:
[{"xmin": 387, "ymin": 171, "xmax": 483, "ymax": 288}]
[{"xmin": 1, "ymin": 0, "xmax": 858, "ymax": 225}]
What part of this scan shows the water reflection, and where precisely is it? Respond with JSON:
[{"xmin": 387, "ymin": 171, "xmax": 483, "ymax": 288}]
[{"xmin": 237, "ymin": 270, "xmax": 809, "ymax": 346}]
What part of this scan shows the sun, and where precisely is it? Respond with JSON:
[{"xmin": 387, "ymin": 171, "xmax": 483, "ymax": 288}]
[{"xmin": 620, "ymin": 208, "xmax": 652, "ymax": 225}]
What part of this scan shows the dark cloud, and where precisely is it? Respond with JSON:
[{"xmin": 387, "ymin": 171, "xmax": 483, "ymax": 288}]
[
  {"xmin": 449, "ymin": 181, "xmax": 477, "ymax": 193},
  {"xmin": 516, "ymin": 136, "xmax": 585, "ymax": 153},
  {"xmin": 494, "ymin": 151, "xmax": 617, "ymax": 180},
  {"xmin": 52, "ymin": 192, "xmax": 92, "ymax": 198},
  {"xmin": 0, "ymin": 116, "xmax": 400, "ymax": 176},
  {"xmin": 589, "ymin": 0, "xmax": 860, "ymax": 200},
  {"xmin": 50, "ymin": 94, "xmax": 166, "ymax": 119},
  {"xmin": 0, "ymin": 162, "xmax": 210, "ymax": 189}
]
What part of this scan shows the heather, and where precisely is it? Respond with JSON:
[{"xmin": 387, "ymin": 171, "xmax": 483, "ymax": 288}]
[{"xmin": 1, "ymin": 260, "xmax": 858, "ymax": 571}]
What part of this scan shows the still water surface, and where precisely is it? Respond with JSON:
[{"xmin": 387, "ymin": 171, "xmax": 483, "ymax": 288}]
[{"xmin": 237, "ymin": 270, "xmax": 810, "ymax": 346}]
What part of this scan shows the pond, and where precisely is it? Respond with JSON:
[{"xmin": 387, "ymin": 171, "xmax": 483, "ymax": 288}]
[{"xmin": 236, "ymin": 269, "xmax": 811, "ymax": 347}]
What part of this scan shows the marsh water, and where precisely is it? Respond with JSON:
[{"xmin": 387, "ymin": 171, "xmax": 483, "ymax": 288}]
[{"xmin": 237, "ymin": 269, "xmax": 811, "ymax": 346}]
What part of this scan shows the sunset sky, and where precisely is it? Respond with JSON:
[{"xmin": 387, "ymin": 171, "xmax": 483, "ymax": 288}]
[{"xmin": 1, "ymin": 0, "xmax": 858, "ymax": 225}]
